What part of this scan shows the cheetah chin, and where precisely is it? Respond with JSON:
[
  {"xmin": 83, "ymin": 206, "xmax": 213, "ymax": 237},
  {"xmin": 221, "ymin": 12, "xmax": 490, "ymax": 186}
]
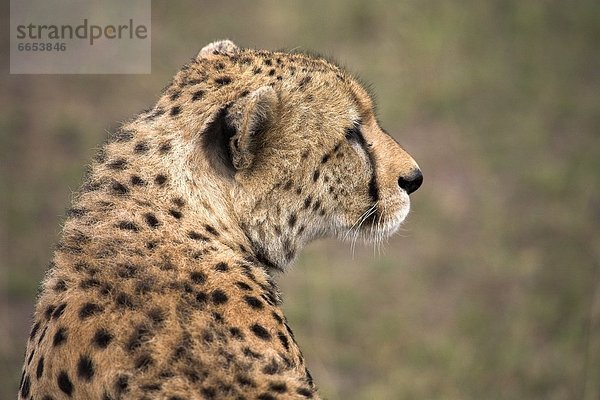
[{"xmin": 19, "ymin": 40, "xmax": 421, "ymax": 400}]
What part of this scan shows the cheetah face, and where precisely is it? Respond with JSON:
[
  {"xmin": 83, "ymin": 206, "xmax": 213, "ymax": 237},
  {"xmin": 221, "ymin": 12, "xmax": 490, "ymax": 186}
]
[
  {"xmin": 223, "ymin": 78, "xmax": 421, "ymax": 246},
  {"xmin": 190, "ymin": 42, "xmax": 421, "ymax": 264}
]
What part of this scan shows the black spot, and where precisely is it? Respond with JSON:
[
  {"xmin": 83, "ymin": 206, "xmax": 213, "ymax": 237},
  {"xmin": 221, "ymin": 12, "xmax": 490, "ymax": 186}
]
[
  {"xmin": 52, "ymin": 302, "xmax": 67, "ymax": 319},
  {"xmin": 205, "ymin": 224, "xmax": 219, "ymax": 236},
  {"xmin": 114, "ymin": 374, "xmax": 129, "ymax": 394},
  {"xmin": 80, "ymin": 278, "xmax": 101, "ymax": 289},
  {"xmin": 159, "ymin": 259, "xmax": 174, "ymax": 271},
  {"xmin": 112, "ymin": 129, "xmax": 134, "ymax": 142},
  {"xmin": 140, "ymin": 383, "xmax": 162, "ymax": 393},
  {"xmin": 154, "ymin": 174, "xmax": 167, "ymax": 185},
  {"xmin": 312, "ymin": 200, "xmax": 322, "ymax": 212},
  {"xmin": 191, "ymin": 90, "xmax": 205, "ymax": 101},
  {"xmin": 147, "ymin": 307, "xmax": 166, "ymax": 325},
  {"xmin": 36, "ymin": 356, "xmax": 45, "ymax": 379},
  {"xmin": 146, "ymin": 107, "xmax": 165, "ymax": 120},
  {"xmin": 67, "ymin": 208, "xmax": 87, "ymax": 218},
  {"xmin": 283, "ymin": 179, "xmax": 293, "ymax": 190},
  {"xmin": 19, "ymin": 370, "xmax": 24, "ymax": 391},
  {"xmin": 190, "ymin": 271, "xmax": 206, "ymax": 284},
  {"xmin": 305, "ymin": 367, "xmax": 314, "ymax": 386},
  {"xmin": 130, "ymin": 175, "xmax": 146, "ymax": 186},
  {"xmin": 172, "ymin": 197, "xmax": 185, "ymax": 207},
  {"xmin": 214, "ymin": 262, "xmax": 228, "ymax": 272},
  {"xmin": 321, "ymin": 153, "xmax": 330, "ymax": 164},
  {"xmin": 93, "ymin": 328, "xmax": 113, "ymax": 348},
  {"xmin": 93, "ymin": 148, "xmax": 107, "ymax": 163},
  {"xmin": 79, "ymin": 302, "xmax": 103, "ymax": 319},
  {"xmin": 288, "ymin": 213, "xmax": 297, "ymax": 228},
  {"xmin": 29, "ymin": 321, "xmax": 40, "ymax": 340},
  {"xmin": 212, "ymin": 311, "xmax": 224, "ymax": 323},
  {"xmin": 258, "ymin": 394, "xmax": 276, "ymax": 400},
  {"xmin": 244, "ymin": 295, "xmax": 264, "ymax": 310},
  {"xmin": 211, "ymin": 290, "xmax": 228, "ymax": 305},
  {"xmin": 117, "ymin": 221, "xmax": 139, "ymax": 232},
  {"xmin": 236, "ymin": 374, "xmax": 256, "ymax": 389},
  {"xmin": 107, "ymin": 158, "xmax": 128, "ymax": 170},
  {"xmin": 188, "ymin": 231, "xmax": 208, "ymax": 241},
  {"xmin": 270, "ymin": 382, "xmax": 287, "ymax": 393},
  {"xmin": 134, "ymin": 141, "xmax": 150, "ymax": 153},
  {"xmin": 235, "ymin": 281, "xmax": 253, "ymax": 291},
  {"xmin": 262, "ymin": 358, "xmax": 280, "ymax": 374},
  {"xmin": 116, "ymin": 292, "xmax": 135, "ymax": 309},
  {"xmin": 268, "ymin": 68, "xmax": 276, "ymax": 76},
  {"xmin": 297, "ymin": 387, "xmax": 313, "ymax": 398},
  {"xmin": 77, "ymin": 355, "xmax": 95, "ymax": 381},
  {"xmin": 277, "ymin": 331, "xmax": 290, "ymax": 350},
  {"xmin": 312, "ymin": 170, "xmax": 320, "ymax": 182},
  {"xmin": 53, "ymin": 279, "xmax": 68, "ymax": 292},
  {"xmin": 37, "ymin": 325, "xmax": 48, "ymax": 345},
  {"xmin": 303, "ymin": 196, "xmax": 312, "ymax": 209},
  {"xmin": 111, "ymin": 181, "xmax": 128, "ymax": 195},
  {"xmin": 299, "ymin": 76, "xmax": 312, "ymax": 88},
  {"xmin": 253, "ymin": 66, "xmax": 262, "ymax": 74},
  {"xmin": 114, "ymin": 262, "xmax": 137, "ymax": 278},
  {"xmin": 272, "ymin": 311, "xmax": 283, "ymax": 324},
  {"xmin": 144, "ymin": 213, "xmax": 160, "ymax": 228},
  {"xmin": 201, "ymin": 387, "xmax": 216, "ymax": 399},
  {"xmin": 57, "ymin": 370, "xmax": 73, "ymax": 396},
  {"xmin": 53, "ymin": 326, "xmax": 67, "ymax": 346},
  {"xmin": 229, "ymin": 327, "xmax": 244, "ymax": 339},
  {"xmin": 134, "ymin": 353, "xmax": 154, "ymax": 371},
  {"xmin": 83, "ymin": 179, "xmax": 103, "ymax": 192},
  {"xmin": 215, "ymin": 76, "xmax": 232, "ymax": 85},
  {"xmin": 20, "ymin": 374, "xmax": 30, "ymax": 397},
  {"xmin": 134, "ymin": 277, "xmax": 154, "ymax": 294},
  {"xmin": 159, "ymin": 141, "xmax": 172, "ymax": 154},
  {"xmin": 284, "ymin": 241, "xmax": 295, "ymax": 261},
  {"xmin": 250, "ymin": 323, "xmax": 271, "ymax": 340},
  {"xmin": 243, "ymin": 347, "xmax": 262, "ymax": 359},
  {"xmin": 27, "ymin": 348, "xmax": 35, "ymax": 365},
  {"xmin": 169, "ymin": 209, "xmax": 182, "ymax": 219},
  {"xmin": 126, "ymin": 324, "xmax": 152, "ymax": 352},
  {"xmin": 170, "ymin": 106, "xmax": 181, "ymax": 116},
  {"xmin": 169, "ymin": 91, "xmax": 181, "ymax": 101}
]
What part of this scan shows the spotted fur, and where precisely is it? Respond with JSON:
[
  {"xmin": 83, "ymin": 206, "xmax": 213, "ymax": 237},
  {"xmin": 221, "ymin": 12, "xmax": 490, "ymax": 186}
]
[{"xmin": 19, "ymin": 40, "xmax": 422, "ymax": 400}]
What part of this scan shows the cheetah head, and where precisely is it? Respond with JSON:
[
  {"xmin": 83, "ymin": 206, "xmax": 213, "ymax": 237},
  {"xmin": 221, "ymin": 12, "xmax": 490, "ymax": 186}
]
[{"xmin": 167, "ymin": 40, "xmax": 422, "ymax": 268}]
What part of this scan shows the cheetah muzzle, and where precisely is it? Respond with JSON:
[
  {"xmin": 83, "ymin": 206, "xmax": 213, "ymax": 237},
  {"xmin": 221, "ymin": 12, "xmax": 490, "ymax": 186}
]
[{"xmin": 19, "ymin": 40, "xmax": 422, "ymax": 400}]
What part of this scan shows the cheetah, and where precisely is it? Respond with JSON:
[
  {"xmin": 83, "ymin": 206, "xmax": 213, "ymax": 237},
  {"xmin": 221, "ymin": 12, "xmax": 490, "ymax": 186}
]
[{"xmin": 18, "ymin": 40, "xmax": 422, "ymax": 400}]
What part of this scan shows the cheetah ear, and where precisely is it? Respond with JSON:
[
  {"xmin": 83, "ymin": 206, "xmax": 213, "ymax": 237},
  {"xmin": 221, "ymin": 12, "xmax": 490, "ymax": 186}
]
[
  {"xmin": 226, "ymin": 86, "xmax": 278, "ymax": 170},
  {"xmin": 197, "ymin": 40, "xmax": 239, "ymax": 59}
]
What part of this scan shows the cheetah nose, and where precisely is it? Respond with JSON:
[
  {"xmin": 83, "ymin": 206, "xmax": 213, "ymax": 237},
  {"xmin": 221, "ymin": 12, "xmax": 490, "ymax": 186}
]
[{"xmin": 398, "ymin": 169, "xmax": 423, "ymax": 195}]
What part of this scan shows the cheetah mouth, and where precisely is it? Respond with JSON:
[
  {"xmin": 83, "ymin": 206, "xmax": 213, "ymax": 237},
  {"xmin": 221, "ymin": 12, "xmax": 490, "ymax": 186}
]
[{"xmin": 342, "ymin": 196, "xmax": 410, "ymax": 243}]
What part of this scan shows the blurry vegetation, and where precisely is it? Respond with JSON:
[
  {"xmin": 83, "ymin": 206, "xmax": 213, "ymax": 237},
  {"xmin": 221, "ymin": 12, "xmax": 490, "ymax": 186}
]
[{"xmin": 1, "ymin": 1, "xmax": 599, "ymax": 399}]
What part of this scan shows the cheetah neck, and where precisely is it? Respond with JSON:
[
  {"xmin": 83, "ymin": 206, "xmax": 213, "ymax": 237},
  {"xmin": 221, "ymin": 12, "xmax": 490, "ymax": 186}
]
[{"xmin": 60, "ymin": 122, "xmax": 304, "ymax": 277}]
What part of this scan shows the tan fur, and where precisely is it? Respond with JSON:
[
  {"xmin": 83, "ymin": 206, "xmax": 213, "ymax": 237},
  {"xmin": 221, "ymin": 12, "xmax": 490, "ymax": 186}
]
[{"xmin": 19, "ymin": 41, "xmax": 421, "ymax": 400}]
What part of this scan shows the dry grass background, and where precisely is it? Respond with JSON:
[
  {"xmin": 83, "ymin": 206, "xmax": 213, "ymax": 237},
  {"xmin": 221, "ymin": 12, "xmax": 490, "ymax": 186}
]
[{"xmin": 1, "ymin": 1, "xmax": 599, "ymax": 399}]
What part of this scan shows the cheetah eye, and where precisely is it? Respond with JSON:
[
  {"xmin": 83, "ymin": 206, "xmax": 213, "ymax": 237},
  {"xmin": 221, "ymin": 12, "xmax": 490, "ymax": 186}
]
[{"xmin": 345, "ymin": 125, "xmax": 364, "ymax": 145}]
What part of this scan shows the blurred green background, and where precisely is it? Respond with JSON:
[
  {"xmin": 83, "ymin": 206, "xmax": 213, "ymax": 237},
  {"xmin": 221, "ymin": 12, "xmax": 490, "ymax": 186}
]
[{"xmin": 1, "ymin": 1, "xmax": 599, "ymax": 399}]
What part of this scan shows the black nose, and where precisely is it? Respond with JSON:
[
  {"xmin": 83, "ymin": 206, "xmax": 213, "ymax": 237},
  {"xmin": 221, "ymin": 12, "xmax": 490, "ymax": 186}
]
[{"xmin": 398, "ymin": 169, "xmax": 423, "ymax": 194}]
